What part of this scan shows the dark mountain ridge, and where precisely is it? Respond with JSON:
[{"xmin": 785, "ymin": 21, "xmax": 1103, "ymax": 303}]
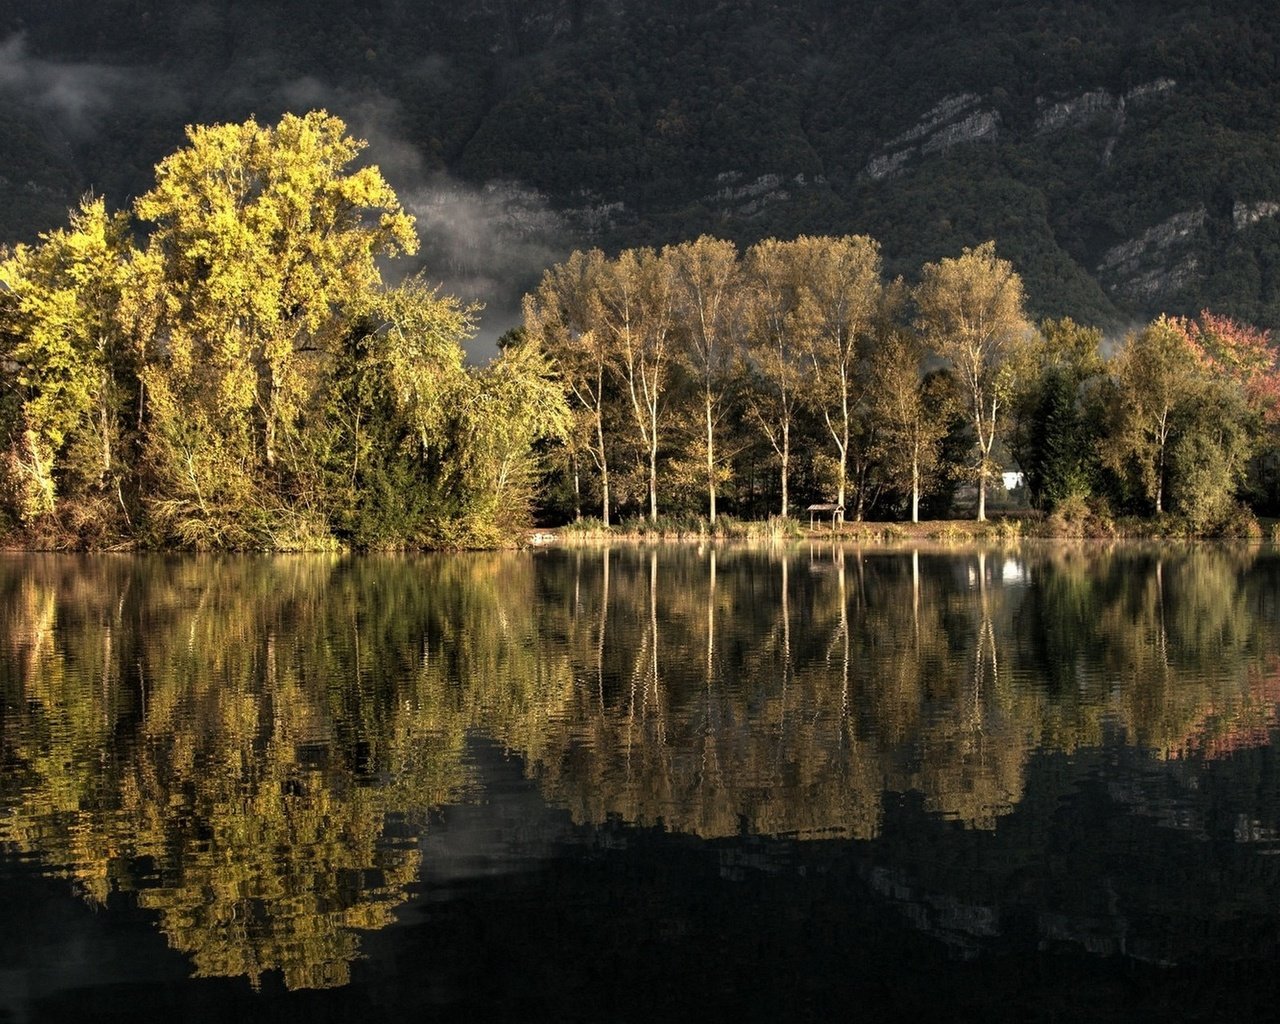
[{"xmin": 4, "ymin": 0, "xmax": 1280, "ymax": 332}]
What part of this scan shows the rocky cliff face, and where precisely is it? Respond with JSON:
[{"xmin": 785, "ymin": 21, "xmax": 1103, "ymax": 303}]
[
  {"xmin": 704, "ymin": 172, "xmax": 827, "ymax": 219},
  {"xmin": 866, "ymin": 79, "xmax": 1177, "ymax": 182},
  {"xmin": 1234, "ymin": 201, "xmax": 1280, "ymax": 231},
  {"xmin": 1035, "ymin": 79, "xmax": 1174, "ymax": 132},
  {"xmin": 853, "ymin": 69, "xmax": 1280, "ymax": 324}
]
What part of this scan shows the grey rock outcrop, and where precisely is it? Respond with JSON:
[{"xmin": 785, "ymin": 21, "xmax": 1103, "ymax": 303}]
[
  {"xmin": 866, "ymin": 94, "xmax": 1000, "ymax": 180},
  {"xmin": 1233, "ymin": 200, "xmax": 1280, "ymax": 231},
  {"xmin": 1097, "ymin": 208, "xmax": 1206, "ymax": 302}
]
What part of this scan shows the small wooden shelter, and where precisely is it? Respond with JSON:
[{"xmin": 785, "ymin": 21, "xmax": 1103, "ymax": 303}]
[{"xmin": 806, "ymin": 503, "xmax": 844, "ymax": 529}]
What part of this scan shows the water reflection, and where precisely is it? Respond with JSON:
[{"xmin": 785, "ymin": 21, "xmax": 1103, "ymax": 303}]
[{"xmin": 2, "ymin": 544, "xmax": 1280, "ymax": 990}]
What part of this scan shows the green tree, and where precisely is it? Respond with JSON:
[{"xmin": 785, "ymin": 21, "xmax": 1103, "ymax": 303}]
[
  {"xmin": 1167, "ymin": 376, "xmax": 1254, "ymax": 532},
  {"xmin": 869, "ymin": 328, "xmax": 955, "ymax": 522},
  {"xmin": 523, "ymin": 249, "xmax": 616, "ymax": 524},
  {"xmin": 454, "ymin": 339, "xmax": 571, "ymax": 540},
  {"xmin": 603, "ymin": 247, "xmax": 677, "ymax": 522},
  {"xmin": 1184, "ymin": 312, "xmax": 1280, "ymax": 515},
  {"xmin": 915, "ymin": 242, "xmax": 1032, "ymax": 521},
  {"xmin": 742, "ymin": 239, "xmax": 806, "ymax": 518},
  {"xmin": 322, "ymin": 283, "xmax": 563, "ymax": 546},
  {"xmin": 319, "ymin": 278, "xmax": 473, "ymax": 547},
  {"xmin": 1009, "ymin": 317, "xmax": 1105, "ymax": 511},
  {"xmin": 1099, "ymin": 316, "xmax": 1206, "ymax": 516}
]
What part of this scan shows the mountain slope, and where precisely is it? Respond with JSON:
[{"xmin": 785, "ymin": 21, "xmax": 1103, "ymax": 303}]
[{"xmin": 4, "ymin": 0, "xmax": 1280, "ymax": 333}]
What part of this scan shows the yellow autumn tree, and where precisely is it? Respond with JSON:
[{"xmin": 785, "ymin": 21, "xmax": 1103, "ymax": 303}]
[
  {"xmin": 133, "ymin": 110, "xmax": 418, "ymax": 546},
  {"xmin": 915, "ymin": 242, "xmax": 1032, "ymax": 521},
  {"xmin": 0, "ymin": 197, "xmax": 136, "ymax": 538}
]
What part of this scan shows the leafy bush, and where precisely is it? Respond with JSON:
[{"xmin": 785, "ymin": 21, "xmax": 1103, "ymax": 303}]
[
  {"xmin": 1045, "ymin": 493, "xmax": 1116, "ymax": 538},
  {"xmin": 1214, "ymin": 504, "xmax": 1262, "ymax": 540}
]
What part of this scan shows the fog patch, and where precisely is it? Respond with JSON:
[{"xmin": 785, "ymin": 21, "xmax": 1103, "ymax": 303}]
[
  {"xmin": 269, "ymin": 75, "xmax": 576, "ymax": 360},
  {"xmin": 1099, "ymin": 322, "xmax": 1147, "ymax": 358},
  {"xmin": 0, "ymin": 33, "xmax": 168, "ymax": 135},
  {"xmin": 407, "ymin": 176, "xmax": 573, "ymax": 359}
]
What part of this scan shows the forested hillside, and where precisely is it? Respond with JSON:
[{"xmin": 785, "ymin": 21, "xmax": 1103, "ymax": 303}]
[{"xmin": 4, "ymin": 0, "xmax": 1280, "ymax": 333}]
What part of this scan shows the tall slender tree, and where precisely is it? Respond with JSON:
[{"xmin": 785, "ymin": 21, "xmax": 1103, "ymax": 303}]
[
  {"xmin": 742, "ymin": 239, "xmax": 805, "ymax": 518},
  {"xmin": 1100, "ymin": 316, "xmax": 1208, "ymax": 516},
  {"xmin": 869, "ymin": 329, "xmax": 954, "ymax": 523},
  {"xmin": 456, "ymin": 339, "xmax": 570, "ymax": 536},
  {"xmin": 0, "ymin": 196, "xmax": 136, "ymax": 534},
  {"xmin": 667, "ymin": 236, "xmax": 740, "ymax": 525},
  {"xmin": 524, "ymin": 249, "xmax": 617, "ymax": 524},
  {"xmin": 915, "ymin": 242, "xmax": 1031, "ymax": 521},
  {"xmin": 1008, "ymin": 317, "xmax": 1105, "ymax": 511},
  {"xmin": 792, "ymin": 235, "xmax": 883, "ymax": 520},
  {"xmin": 602, "ymin": 248, "xmax": 675, "ymax": 522}
]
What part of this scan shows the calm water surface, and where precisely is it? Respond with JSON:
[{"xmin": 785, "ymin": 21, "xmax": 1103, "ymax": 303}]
[{"xmin": 3, "ymin": 543, "xmax": 1280, "ymax": 1021}]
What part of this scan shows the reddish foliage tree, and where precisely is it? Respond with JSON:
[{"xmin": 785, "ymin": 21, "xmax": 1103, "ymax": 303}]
[{"xmin": 1181, "ymin": 311, "xmax": 1280, "ymax": 428}]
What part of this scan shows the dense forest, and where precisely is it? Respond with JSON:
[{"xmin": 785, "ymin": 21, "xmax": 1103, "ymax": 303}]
[{"xmin": 4, "ymin": 0, "xmax": 1280, "ymax": 333}]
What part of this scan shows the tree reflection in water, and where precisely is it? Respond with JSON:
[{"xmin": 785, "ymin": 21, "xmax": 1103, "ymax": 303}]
[{"xmin": 2, "ymin": 543, "xmax": 1279, "ymax": 988}]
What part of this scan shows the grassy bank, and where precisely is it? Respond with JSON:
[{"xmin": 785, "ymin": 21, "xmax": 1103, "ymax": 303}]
[{"xmin": 541, "ymin": 508, "xmax": 1277, "ymax": 545}]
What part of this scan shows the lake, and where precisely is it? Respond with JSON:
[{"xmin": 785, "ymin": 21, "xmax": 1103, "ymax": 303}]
[{"xmin": 2, "ymin": 543, "xmax": 1280, "ymax": 1021}]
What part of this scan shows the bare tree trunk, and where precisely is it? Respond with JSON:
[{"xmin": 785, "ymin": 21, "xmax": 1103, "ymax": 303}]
[
  {"xmin": 706, "ymin": 391, "xmax": 717, "ymax": 525},
  {"xmin": 99, "ymin": 392, "xmax": 112, "ymax": 486},
  {"xmin": 837, "ymin": 448, "xmax": 847, "ymax": 513},
  {"xmin": 572, "ymin": 451, "xmax": 582, "ymax": 522},
  {"xmin": 976, "ymin": 426, "xmax": 993, "ymax": 523},
  {"xmin": 973, "ymin": 395, "xmax": 992, "ymax": 522},
  {"xmin": 265, "ymin": 416, "xmax": 277, "ymax": 469},
  {"xmin": 780, "ymin": 423, "xmax": 791, "ymax": 518},
  {"xmin": 649, "ymin": 436, "xmax": 658, "ymax": 522},
  {"xmin": 911, "ymin": 448, "xmax": 920, "ymax": 524},
  {"xmin": 597, "ymin": 413, "xmax": 611, "ymax": 526},
  {"xmin": 1155, "ymin": 409, "xmax": 1169, "ymax": 515},
  {"xmin": 1156, "ymin": 446, "xmax": 1165, "ymax": 515}
]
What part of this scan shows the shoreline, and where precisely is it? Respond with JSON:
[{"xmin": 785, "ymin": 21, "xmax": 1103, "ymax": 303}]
[
  {"xmin": 538, "ymin": 513, "xmax": 1277, "ymax": 546},
  {"xmin": 3, "ymin": 512, "xmax": 1275, "ymax": 554}
]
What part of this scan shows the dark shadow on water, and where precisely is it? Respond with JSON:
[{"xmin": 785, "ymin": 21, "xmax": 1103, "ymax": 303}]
[{"xmin": 4, "ymin": 737, "xmax": 1280, "ymax": 1023}]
